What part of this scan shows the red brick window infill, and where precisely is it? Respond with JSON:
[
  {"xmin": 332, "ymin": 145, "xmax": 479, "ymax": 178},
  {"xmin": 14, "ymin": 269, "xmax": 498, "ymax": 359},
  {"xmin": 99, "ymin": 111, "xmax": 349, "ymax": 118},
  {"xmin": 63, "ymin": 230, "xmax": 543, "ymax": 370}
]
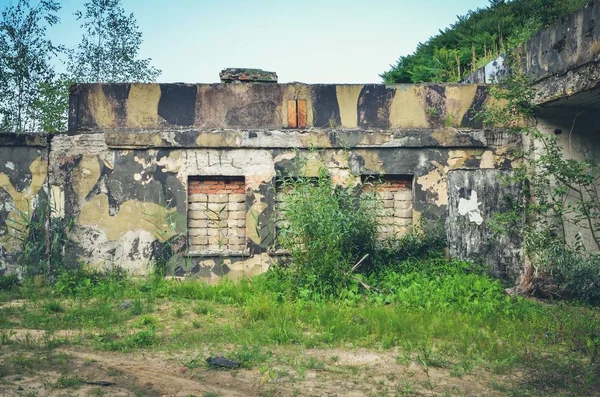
[
  {"xmin": 188, "ymin": 176, "xmax": 246, "ymax": 253},
  {"xmin": 362, "ymin": 175, "xmax": 413, "ymax": 240}
]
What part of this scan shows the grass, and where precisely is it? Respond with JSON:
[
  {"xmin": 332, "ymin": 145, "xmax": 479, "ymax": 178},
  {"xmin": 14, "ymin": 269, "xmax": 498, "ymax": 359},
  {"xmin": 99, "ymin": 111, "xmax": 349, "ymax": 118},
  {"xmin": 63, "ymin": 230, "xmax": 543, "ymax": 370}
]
[
  {"xmin": 95, "ymin": 329, "xmax": 157, "ymax": 351},
  {"xmin": 193, "ymin": 300, "xmax": 214, "ymax": 315},
  {"xmin": 230, "ymin": 345, "xmax": 273, "ymax": 368},
  {"xmin": 0, "ymin": 261, "xmax": 599, "ymax": 395},
  {"xmin": 54, "ymin": 374, "xmax": 81, "ymax": 388}
]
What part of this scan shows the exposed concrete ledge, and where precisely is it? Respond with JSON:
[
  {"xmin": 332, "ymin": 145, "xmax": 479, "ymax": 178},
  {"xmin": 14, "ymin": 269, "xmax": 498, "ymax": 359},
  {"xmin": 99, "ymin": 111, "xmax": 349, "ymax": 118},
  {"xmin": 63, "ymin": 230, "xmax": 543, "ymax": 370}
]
[
  {"xmin": 533, "ymin": 60, "xmax": 600, "ymax": 105},
  {"xmin": 523, "ymin": 0, "xmax": 600, "ymax": 83},
  {"xmin": 464, "ymin": 1, "xmax": 600, "ymax": 107},
  {"xmin": 0, "ymin": 132, "xmax": 49, "ymax": 147},
  {"xmin": 104, "ymin": 128, "xmax": 491, "ymax": 149}
]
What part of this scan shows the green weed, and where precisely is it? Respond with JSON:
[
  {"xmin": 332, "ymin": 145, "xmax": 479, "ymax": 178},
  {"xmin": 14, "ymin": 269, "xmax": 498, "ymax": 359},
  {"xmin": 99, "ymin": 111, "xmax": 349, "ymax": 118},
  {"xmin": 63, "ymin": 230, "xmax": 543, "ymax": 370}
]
[
  {"xmin": 96, "ymin": 329, "xmax": 156, "ymax": 351},
  {"xmin": 173, "ymin": 306, "xmax": 184, "ymax": 318},
  {"xmin": 20, "ymin": 299, "xmax": 138, "ymax": 330},
  {"xmin": 184, "ymin": 354, "xmax": 205, "ymax": 369},
  {"xmin": 54, "ymin": 374, "xmax": 81, "ymax": 388},
  {"xmin": 0, "ymin": 274, "xmax": 19, "ymax": 290},
  {"xmin": 137, "ymin": 315, "xmax": 158, "ymax": 327},
  {"xmin": 193, "ymin": 300, "xmax": 214, "ymax": 315},
  {"xmin": 303, "ymin": 356, "xmax": 325, "ymax": 370},
  {"xmin": 106, "ymin": 368, "xmax": 123, "ymax": 377},
  {"xmin": 230, "ymin": 345, "xmax": 272, "ymax": 368},
  {"xmin": 41, "ymin": 300, "xmax": 64, "ymax": 314},
  {"xmin": 8, "ymin": 195, "xmax": 74, "ymax": 279},
  {"xmin": 0, "ymin": 307, "xmax": 17, "ymax": 328}
]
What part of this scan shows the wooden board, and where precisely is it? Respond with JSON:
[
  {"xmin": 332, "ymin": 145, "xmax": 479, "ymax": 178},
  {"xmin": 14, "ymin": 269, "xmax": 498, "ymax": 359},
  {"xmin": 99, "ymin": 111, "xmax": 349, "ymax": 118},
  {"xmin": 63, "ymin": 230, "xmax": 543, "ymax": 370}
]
[
  {"xmin": 297, "ymin": 100, "xmax": 307, "ymax": 129},
  {"xmin": 287, "ymin": 100, "xmax": 297, "ymax": 128}
]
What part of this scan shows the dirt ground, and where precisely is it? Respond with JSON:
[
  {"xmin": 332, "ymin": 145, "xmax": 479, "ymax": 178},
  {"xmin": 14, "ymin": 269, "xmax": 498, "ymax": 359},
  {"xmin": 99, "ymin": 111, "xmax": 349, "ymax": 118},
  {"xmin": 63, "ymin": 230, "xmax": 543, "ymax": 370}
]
[{"xmin": 0, "ymin": 330, "xmax": 509, "ymax": 397}]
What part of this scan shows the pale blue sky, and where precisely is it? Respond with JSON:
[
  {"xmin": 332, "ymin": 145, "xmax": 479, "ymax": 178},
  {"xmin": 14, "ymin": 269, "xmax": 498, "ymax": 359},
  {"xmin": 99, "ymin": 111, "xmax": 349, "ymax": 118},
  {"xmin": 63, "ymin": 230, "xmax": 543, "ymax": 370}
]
[{"xmin": 4, "ymin": 0, "xmax": 492, "ymax": 83}]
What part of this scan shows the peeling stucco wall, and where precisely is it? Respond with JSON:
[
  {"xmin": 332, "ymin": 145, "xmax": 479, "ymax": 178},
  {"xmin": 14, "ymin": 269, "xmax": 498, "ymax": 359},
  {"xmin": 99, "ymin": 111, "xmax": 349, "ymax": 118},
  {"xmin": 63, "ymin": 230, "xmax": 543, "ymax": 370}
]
[
  {"xmin": 447, "ymin": 169, "xmax": 524, "ymax": 282},
  {"xmin": 0, "ymin": 82, "xmax": 520, "ymax": 281},
  {"xmin": 0, "ymin": 134, "xmax": 49, "ymax": 276}
]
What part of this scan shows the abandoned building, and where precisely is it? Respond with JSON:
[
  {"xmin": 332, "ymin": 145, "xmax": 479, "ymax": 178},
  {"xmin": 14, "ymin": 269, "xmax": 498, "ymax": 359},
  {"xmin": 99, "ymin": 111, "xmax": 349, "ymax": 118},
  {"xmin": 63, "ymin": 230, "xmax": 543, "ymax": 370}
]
[{"xmin": 1, "ymin": 1, "xmax": 599, "ymax": 285}]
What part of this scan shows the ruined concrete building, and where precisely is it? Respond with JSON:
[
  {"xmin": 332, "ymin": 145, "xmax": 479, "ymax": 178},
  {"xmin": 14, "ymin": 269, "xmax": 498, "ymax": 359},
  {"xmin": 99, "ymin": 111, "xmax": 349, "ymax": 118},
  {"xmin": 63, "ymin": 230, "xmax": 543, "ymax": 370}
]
[
  {"xmin": 1, "ymin": 78, "xmax": 520, "ymax": 281},
  {"xmin": 1, "ymin": 1, "xmax": 599, "ymax": 284}
]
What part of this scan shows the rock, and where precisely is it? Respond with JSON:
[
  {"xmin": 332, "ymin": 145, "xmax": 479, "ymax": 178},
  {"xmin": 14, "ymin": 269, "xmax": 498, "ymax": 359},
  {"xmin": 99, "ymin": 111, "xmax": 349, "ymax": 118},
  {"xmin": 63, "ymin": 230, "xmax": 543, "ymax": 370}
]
[
  {"xmin": 219, "ymin": 68, "xmax": 278, "ymax": 83},
  {"xmin": 504, "ymin": 286, "xmax": 518, "ymax": 296},
  {"xmin": 120, "ymin": 300, "xmax": 133, "ymax": 309},
  {"xmin": 206, "ymin": 356, "xmax": 241, "ymax": 369}
]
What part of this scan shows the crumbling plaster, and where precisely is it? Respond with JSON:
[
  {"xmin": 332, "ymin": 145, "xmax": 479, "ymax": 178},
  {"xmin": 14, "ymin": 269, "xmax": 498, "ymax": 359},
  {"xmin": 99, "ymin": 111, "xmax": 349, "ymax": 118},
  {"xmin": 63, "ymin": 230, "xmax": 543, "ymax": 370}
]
[
  {"xmin": 0, "ymin": 136, "xmax": 49, "ymax": 276},
  {"xmin": 45, "ymin": 134, "xmax": 514, "ymax": 279}
]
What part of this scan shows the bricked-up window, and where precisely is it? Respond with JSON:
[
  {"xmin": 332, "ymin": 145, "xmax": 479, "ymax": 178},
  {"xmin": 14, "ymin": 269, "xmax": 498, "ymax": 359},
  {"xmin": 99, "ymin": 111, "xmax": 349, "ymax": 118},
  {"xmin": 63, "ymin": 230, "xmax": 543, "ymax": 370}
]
[
  {"xmin": 362, "ymin": 175, "xmax": 413, "ymax": 240},
  {"xmin": 188, "ymin": 177, "xmax": 246, "ymax": 253}
]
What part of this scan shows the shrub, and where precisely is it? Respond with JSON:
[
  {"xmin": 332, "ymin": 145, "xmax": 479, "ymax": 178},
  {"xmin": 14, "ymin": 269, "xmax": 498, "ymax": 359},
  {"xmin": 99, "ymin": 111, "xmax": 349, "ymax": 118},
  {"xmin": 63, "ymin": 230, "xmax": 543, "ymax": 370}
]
[
  {"xmin": 0, "ymin": 274, "xmax": 19, "ymax": 290},
  {"xmin": 480, "ymin": 52, "xmax": 600, "ymax": 305},
  {"xmin": 276, "ymin": 167, "xmax": 379, "ymax": 297},
  {"xmin": 533, "ymin": 237, "xmax": 600, "ymax": 305}
]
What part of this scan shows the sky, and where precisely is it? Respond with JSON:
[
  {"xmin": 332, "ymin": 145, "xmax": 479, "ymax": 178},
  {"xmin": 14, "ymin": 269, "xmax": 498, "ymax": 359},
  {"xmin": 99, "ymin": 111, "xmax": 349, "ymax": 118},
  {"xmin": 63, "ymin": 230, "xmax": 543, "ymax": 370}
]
[{"xmin": 3, "ymin": 0, "xmax": 492, "ymax": 84}]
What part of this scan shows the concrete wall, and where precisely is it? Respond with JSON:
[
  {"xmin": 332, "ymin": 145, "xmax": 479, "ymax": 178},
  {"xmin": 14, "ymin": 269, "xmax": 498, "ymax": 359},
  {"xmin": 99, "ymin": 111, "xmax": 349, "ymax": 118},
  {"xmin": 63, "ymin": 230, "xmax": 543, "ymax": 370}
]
[
  {"xmin": 524, "ymin": 1, "xmax": 600, "ymax": 253},
  {"xmin": 461, "ymin": 0, "xmax": 600, "ymax": 264},
  {"xmin": 462, "ymin": 56, "xmax": 506, "ymax": 85},
  {"xmin": 523, "ymin": 0, "xmax": 600, "ymax": 84},
  {"xmin": 70, "ymin": 83, "xmax": 489, "ymax": 132},
  {"xmin": 447, "ymin": 169, "xmax": 524, "ymax": 282},
  {"xmin": 525, "ymin": 0, "xmax": 600, "ymax": 105},
  {"xmin": 464, "ymin": 1, "xmax": 600, "ymax": 105},
  {"xmin": 0, "ymin": 82, "xmax": 520, "ymax": 282},
  {"xmin": 0, "ymin": 134, "xmax": 49, "ymax": 276}
]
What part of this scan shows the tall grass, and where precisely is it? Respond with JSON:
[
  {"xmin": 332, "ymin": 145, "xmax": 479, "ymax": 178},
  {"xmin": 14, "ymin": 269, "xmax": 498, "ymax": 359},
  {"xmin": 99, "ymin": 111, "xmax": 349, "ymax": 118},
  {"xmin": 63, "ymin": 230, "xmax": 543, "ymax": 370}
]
[
  {"xmin": 7, "ymin": 194, "xmax": 73, "ymax": 279},
  {"xmin": 1, "ymin": 259, "xmax": 599, "ymax": 394}
]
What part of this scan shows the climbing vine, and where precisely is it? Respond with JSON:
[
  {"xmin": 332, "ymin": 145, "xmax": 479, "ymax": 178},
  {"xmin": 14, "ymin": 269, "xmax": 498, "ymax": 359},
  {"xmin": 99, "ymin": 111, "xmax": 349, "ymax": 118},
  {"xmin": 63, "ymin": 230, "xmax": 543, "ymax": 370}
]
[{"xmin": 481, "ymin": 51, "xmax": 600, "ymax": 304}]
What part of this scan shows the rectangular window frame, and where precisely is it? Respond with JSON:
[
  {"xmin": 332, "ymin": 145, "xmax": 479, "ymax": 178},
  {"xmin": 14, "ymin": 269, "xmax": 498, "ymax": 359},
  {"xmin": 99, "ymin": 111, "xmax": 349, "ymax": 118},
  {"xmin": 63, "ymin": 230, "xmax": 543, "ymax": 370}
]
[
  {"xmin": 187, "ymin": 175, "xmax": 248, "ymax": 257},
  {"xmin": 361, "ymin": 174, "xmax": 414, "ymax": 240}
]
